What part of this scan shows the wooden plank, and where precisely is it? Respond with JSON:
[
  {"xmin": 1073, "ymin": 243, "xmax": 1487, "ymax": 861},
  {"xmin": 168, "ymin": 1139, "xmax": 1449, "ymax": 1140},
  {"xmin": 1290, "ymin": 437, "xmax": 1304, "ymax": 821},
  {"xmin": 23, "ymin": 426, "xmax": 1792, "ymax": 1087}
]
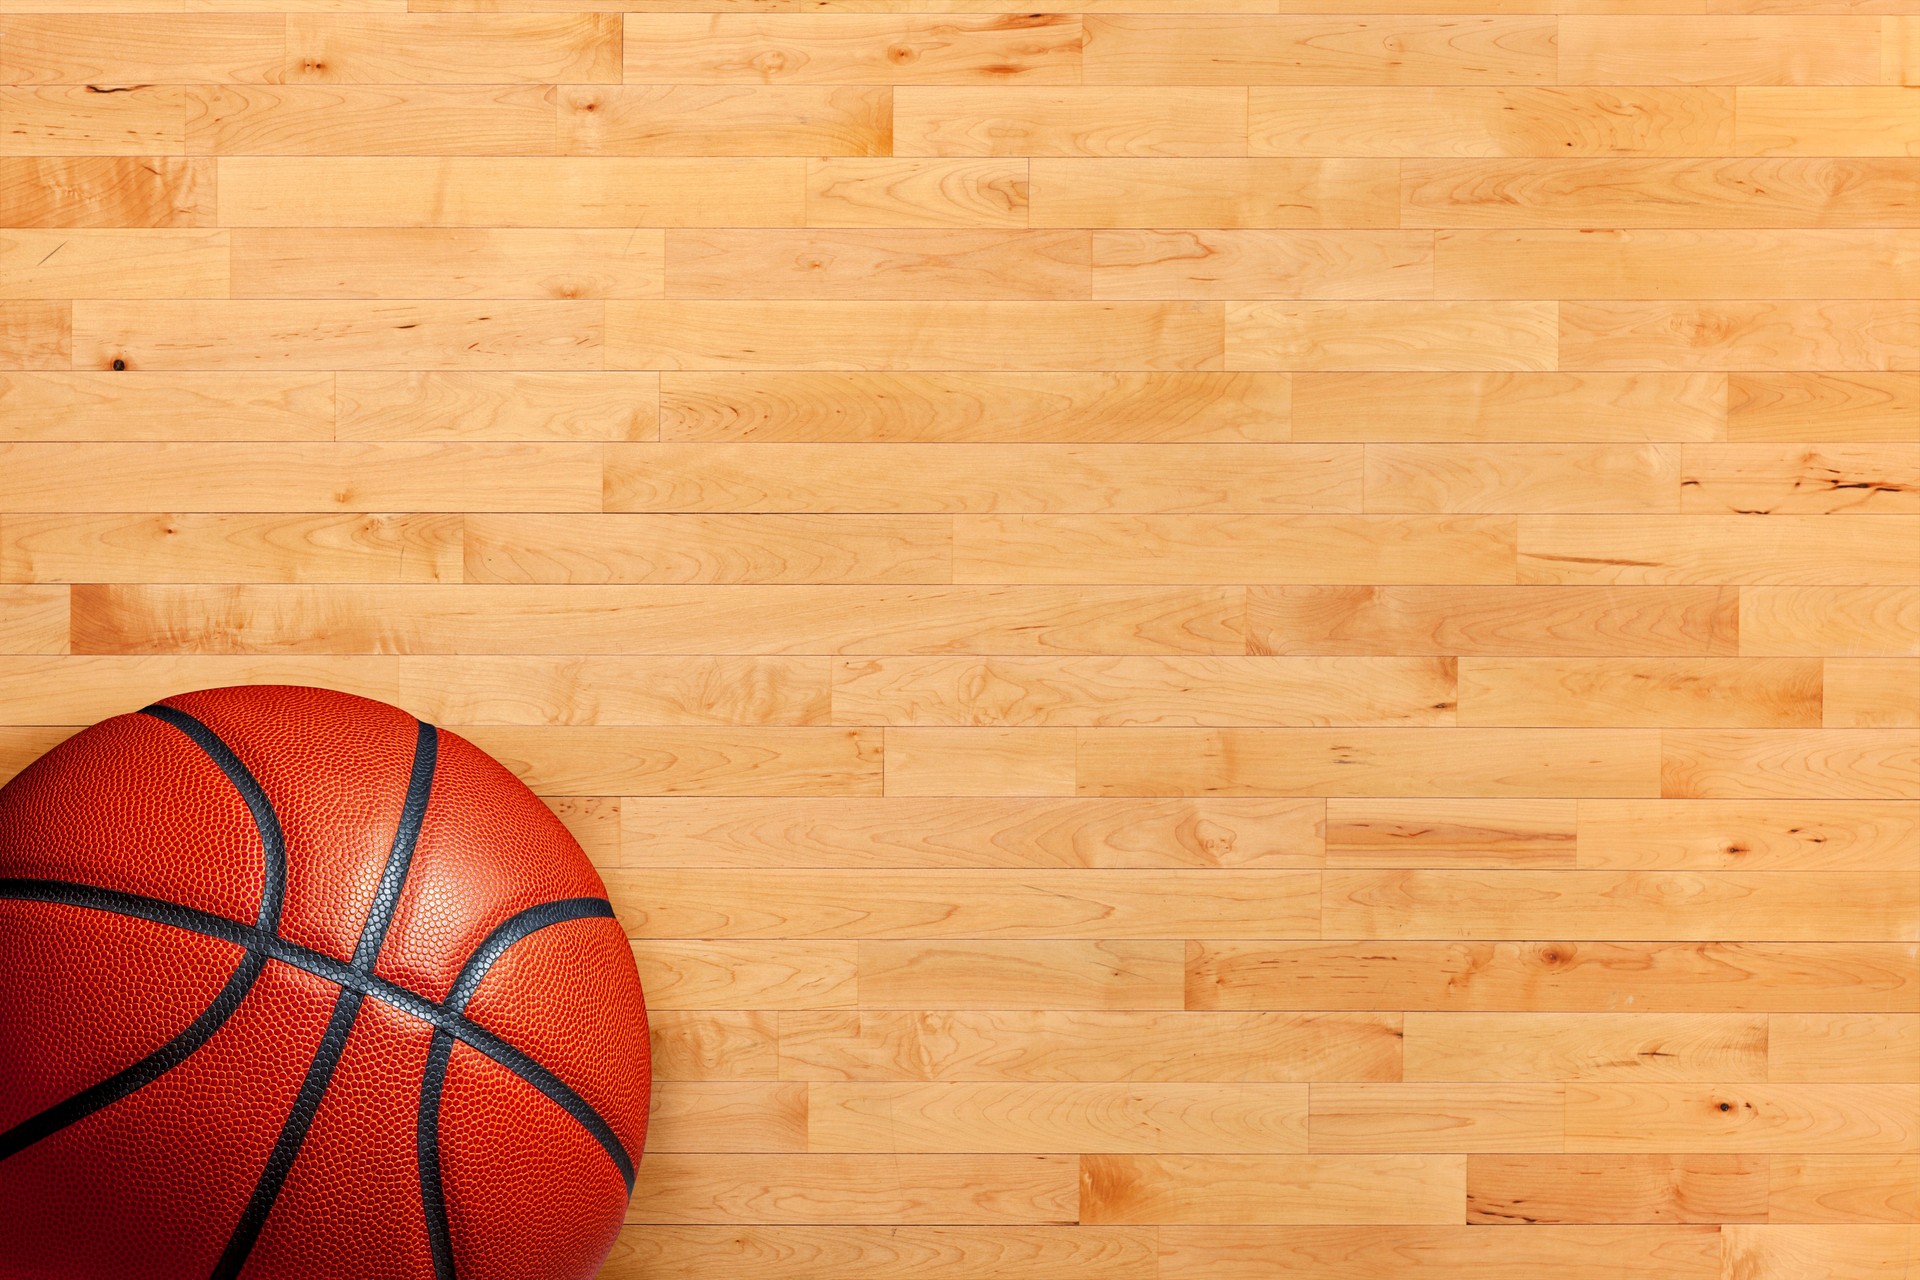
[
  {"xmin": 607, "ymin": 867, "xmax": 1320, "ymax": 939},
  {"xmin": 1029, "ymin": 160, "xmax": 1400, "ymax": 230},
  {"xmin": 1739, "ymin": 587, "xmax": 1920, "ymax": 657},
  {"xmin": 187, "ymin": 86, "xmax": 558, "ymax": 157},
  {"xmin": 399, "ymin": 656, "xmax": 831, "ymax": 727},
  {"xmin": 229, "ymin": 229, "xmax": 664, "ymax": 300},
  {"xmin": 1561, "ymin": 301, "xmax": 1920, "ymax": 372},
  {"xmin": 1092, "ymin": 231, "xmax": 1433, "ymax": 302},
  {"xmin": 73, "ymin": 301, "xmax": 604, "ymax": 372},
  {"xmin": 1770, "ymin": 1014, "xmax": 1920, "ymax": 1083},
  {"xmin": 1404, "ymin": 1012, "xmax": 1769, "ymax": 1081},
  {"xmin": 1155, "ymin": 1225, "xmax": 1722, "ymax": 1280},
  {"xmin": 217, "ymin": 158, "xmax": 805, "ymax": 228},
  {"xmin": 831, "ymin": 656, "xmax": 1457, "ymax": 727},
  {"xmin": 806, "ymin": 159, "xmax": 1028, "ymax": 230},
  {"xmin": 1727, "ymin": 373, "xmax": 1919, "ymax": 444},
  {"xmin": 808, "ymin": 1082, "xmax": 1310, "ymax": 1153},
  {"xmin": 451, "ymin": 725, "xmax": 881, "ymax": 796},
  {"xmin": 1292, "ymin": 373, "xmax": 1725, "ymax": 444},
  {"xmin": 0, "ymin": 300, "xmax": 68, "ymax": 369},
  {"xmin": 0, "ymin": 584, "xmax": 66, "ymax": 654},
  {"xmin": 0, "ymin": 726, "xmax": 78, "ymax": 785},
  {"xmin": 1728, "ymin": 1228, "xmax": 1920, "ymax": 1274},
  {"xmin": 657, "ymin": 372, "xmax": 1291, "ymax": 444},
  {"xmin": 1560, "ymin": 16, "xmax": 1885, "ymax": 84},
  {"xmin": 1826, "ymin": 659, "xmax": 1920, "ymax": 728},
  {"xmin": 607, "ymin": 443, "xmax": 1347, "ymax": 512},
  {"xmin": 609, "ymin": 301, "xmax": 1222, "ymax": 372},
  {"xmin": 1229, "ymin": 302, "xmax": 1557, "ymax": 372},
  {"xmin": 1457, "ymin": 657, "xmax": 1823, "ymax": 728},
  {"xmin": 894, "ymin": 87, "xmax": 1247, "ymax": 157},
  {"xmin": 953, "ymin": 516, "xmax": 1519, "ymax": 585},
  {"xmin": 1403, "ymin": 160, "xmax": 1920, "ymax": 229},
  {"xmin": 1082, "ymin": 16, "xmax": 1557, "ymax": 85},
  {"xmin": 625, "ymin": 1154, "xmax": 1078, "ymax": 1224},
  {"xmin": 1365, "ymin": 445, "xmax": 1680, "ymax": 513},
  {"xmin": 882, "ymin": 727, "xmax": 1078, "ymax": 796},
  {"xmin": 0, "ymin": 15, "xmax": 283, "ymax": 84},
  {"xmin": 1307, "ymin": 1084, "xmax": 1564, "ymax": 1152},
  {"xmin": 1188, "ymin": 941, "xmax": 1920, "ymax": 1013},
  {"xmin": 462, "ymin": 513, "xmax": 952, "ymax": 585},
  {"xmin": 622, "ymin": 14, "xmax": 1083, "ymax": 85},
  {"xmin": 1, "ymin": 230, "xmax": 226, "ymax": 300},
  {"xmin": 1078, "ymin": 1154, "xmax": 1466, "ymax": 1224},
  {"xmin": 1326, "ymin": 799, "xmax": 1576, "ymax": 868},
  {"xmin": 1076, "ymin": 728, "xmax": 1660, "ymax": 798},
  {"xmin": 1565, "ymin": 1083, "xmax": 1920, "ymax": 1152},
  {"xmin": 1247, "ymin": 586, "xmax": 1740, "ymax": 657},
  {"xmin": 1734, "ymin": 87, "xmax": 1920, "ymax": 156},
  {"xmin": 634, "ymin": 940, "xmax": 857, "ymax": 1011},
  {"xmin": 1518, "ymin": 516, "xmax": 1920, "ymax": 585},
  {"xmin": 1662, "ymin": 729, "xmax": 1920, "ymax": 799},
  {"xmin": 650, "ymin": 1011, "xmax": 781, "ymax": 1082},
  {"xmin": 1323, "ymin": 869, "xmax": 1917, "ymax": 941},
  {"xmin": 620, "ymin": 796, "xmax": 1325, "ymax": 870},
  {"xmin": 1768, "ymin": 1156, "xmax": 1920, "ymax": 1224},
  {"xmin": 1251, "ymin": 87, "xmax": 1734, "ymax": 158},
  {"xmin": 776, "ymin": 1010, "xmax": 1399, "ymax": 1083},
  {"xmin": 0, "ymin": 85, "xmax": 187, "ymax": 157},
  {"xmin": 646, "ymin": 1082, "xmax": 807, "ymax": 1154},
  {"xmin": 1, "ymin": 158, "xmax": 212, "ymax": 229},
  {"xmin": 1680, "ymin": 444, "xmax": 1920, "ymax": 515},
  {"xmin": 664, "ymin": 229, "xmax": 1092, "ymax": 301},
  {"xmin": 605, "ymin": 1226, "xmax": 1158, "ymax": 1280},
  {"xmin": 558, "ymin": 86, "xmax": 891, "ymax": 158},
  {"xmin": 0, "ymin": 513, "xmax": 463, "ymax": 584},
  {"xmin": 1435, "ymin": 230, "xmax": 1920, "ymax": 300},
  {"xmin": 1468, "ymin": 1154, "xmax": 1768, "ymax": 1223},
  {"xmin": 282, "ymin": 15, "xmax": 621, "ymax": 84},
  {"xmin": 1577, "ymin": 799, "xmax": 1920, "ymax": 870},
  {"xmin": 0, "ymin": 443, "xmax": 602, "ymax": 512},
  {"xmin": 70, "ymin": 584, "xmax": 1246, "ymax": 656},
  {"xmin": 334, "ymin": 372, "xmax": 657, "ymax": 442},
  {"xmin": 858, "ymin": 940, "xmax": 1187, "ymax": 1010}
]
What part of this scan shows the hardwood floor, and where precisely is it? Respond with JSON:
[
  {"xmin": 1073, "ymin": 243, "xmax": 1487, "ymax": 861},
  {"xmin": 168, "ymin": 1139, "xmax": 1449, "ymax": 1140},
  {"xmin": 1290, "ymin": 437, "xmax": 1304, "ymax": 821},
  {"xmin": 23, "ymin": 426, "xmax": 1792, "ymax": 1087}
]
[{"xmin": 2, "ymin": 4, "xmax": 1916, "ymax": 1277}]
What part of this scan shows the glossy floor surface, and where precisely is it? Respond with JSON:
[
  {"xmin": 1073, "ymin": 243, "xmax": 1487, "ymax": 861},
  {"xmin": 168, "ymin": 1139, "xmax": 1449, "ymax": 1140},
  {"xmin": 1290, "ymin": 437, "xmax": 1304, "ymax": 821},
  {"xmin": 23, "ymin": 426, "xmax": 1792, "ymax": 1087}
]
[{"xmin": 0, "ymin": 4, "xmax": 1916, "ymax": 1277}]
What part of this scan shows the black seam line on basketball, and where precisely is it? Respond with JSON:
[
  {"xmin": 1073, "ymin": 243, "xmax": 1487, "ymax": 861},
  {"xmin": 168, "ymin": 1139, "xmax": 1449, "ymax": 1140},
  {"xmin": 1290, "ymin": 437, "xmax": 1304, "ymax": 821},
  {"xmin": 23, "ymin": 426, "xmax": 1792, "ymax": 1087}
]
[
  {"xmin": 0, "ymin": 949, "xmax": 269, "ymax": 1164},
  {"xmin": 0, "ymin": 878, "xmax": 635, "ymax": 1193},
  {"xmin": 210, "ymin": 986, "xmax": 365, "ymax": 1280},
  {"xmin": 418, "ymin": 1029, "xmax": 458, "ymax": 1280},
  {"xmin": 139, "ymin": 703, "xmax": 290, "ymax": 935},
  {"xmin": 417, "ymin": 894, "xmax": 624, "ymax": 1280},
  {"xmin": 352, "ymin": 720, "xmax": 438, "ymax": 972}
]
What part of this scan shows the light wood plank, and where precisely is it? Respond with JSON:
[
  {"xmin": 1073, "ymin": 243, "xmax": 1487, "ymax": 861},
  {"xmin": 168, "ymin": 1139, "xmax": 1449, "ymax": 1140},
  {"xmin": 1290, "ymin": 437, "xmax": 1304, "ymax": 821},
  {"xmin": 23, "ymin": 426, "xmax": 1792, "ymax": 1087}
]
[
  {"xmin": 1735, "ymin": 87, "xmax": 1920, "ymax": 156},
  {"xmin": 0, "ymin": 86, "xmax": 186, "ymax": 157},
  {"xmin": 452, "ymin": 725, "xmax": 881, "ymax": 796},
  {"xmin": 1188, "ymin": 940, "xmax": 1920, "ymax": 1012},
  {"xmin": 1366, "ymin": 445, "xmax": 1680, "ymax": 513},
  {"xmin": 1739, "ymin": 587, "xmax": 1920, "ymax": 656},
  {"xmin": 0, "ymin": 373, "xmax": 333, "ymax": 442},
  {"xmin": 1326, "ymin": 799, "xmax": 1577, "ymax": 868},
  {"xmin": 1559, "ymin": 16, "xmax": 1885, "ymax": 83},
  {"xmin": 1661, "ymin": 728, "xmax": 1920, "ymax": 799},
  {"xmin": 0, "ymin": 513, "xmax": 463, "ymax": 584},
  {"xmin": 1082, "ymin": 16, "xmax": 1557, "ymax": 85},
  {"xmin": 1230, "ymin": 302, "xmax": 1557, "ymax": 372},
  {"xmin": 1517, "ymin": 515, "xmax": 1920, "ymax": 585},
  {"xmin": 1405, "ymin": 1012, "xmax": 1769, "ymax": 1081},
  {"xmin": 1826, "ymin": 659, "xmax": 1920, "ymax": 728},
  {"xmin": 625, "ymin": 1154, "xmax": 1078, "ymax": 1224},
  {"xmin": 1156, "ymin": 1225, "xmax": 1722, "ymax": 1280},
  {"xmin": 894, "ymin": 87, "xmax": 1248, "ymax": 157},
  {"xmin": 604, "ymin": 1226, "xmax": 1158, "ymax": 1280},
  {"xmin": 859, "ymin": 940, "xmax": 1187, "ymax": 1011},
  {"xmin": 1309, "ymin": 1084, "xmax": 1565, "ymax": 1152},
  {"xmin": 776, "ymin": 1010, "xmax": 1399, "ymax": 1083},
  {"xmin": 1293, "ymin": 373, "xmax": 1725, "ymax": 444},
  {"xmin": 1252, "ymin": 87, "xmax": 1734, "ymax": 157},
  {"xmin": 1561, "ymin": 301, "xmax": 1920, "ymax": 372},
  {"xmin": 0, "ymin": 300, "xmax": 69, "ymax": 369},
  {"xmin": 1079, "ymin": 1154, "xmax": 1466, "ymax": 1225},
  {"xmin": 664, "ymin": 229, "xmax": 1091, "ymax": 301},
  {"xmin": 1029, "ymin": 160, "xmax": 1400, "ymax": 230},
  {"xmin": 0, "ymin": 15, "xmax": 283, "ymax": 84},
  {"xmin": 622, "ymin": 14, "xmax": 1083, "ymax": 85},
  {"xmin": 1680, "ymin": 444, "xmax": 1920, "ymax": 514},
  {"xmin": 1768, "ymin": 1156, "xmax": 1920, "ymax": 1224},
  {"xmin": 1, "ymin": 157, "xmax": 212, "ymax": 229},
  {"xmin": 634, "ymin": 940, "xmax": 857, "ymax": 1012},
  {"xmin": 0, "ymin": 584, "xmax": 66, "ymax": 654},
  {"xmin": 188, "ymin": 86, "xmax": 558, "ymax": 157},
  {"xmin": 1436, "ymin": 230, "xmax": 1920, "ymax": 300},
  {"xmin": 806, "ymin": 159, "xmax": 1028, "ymax": 229},
  {"xmin": 1727, "ymin": 373, "xmax": 1919, "ymax": 443},
  {"xmin": 1577, "ymin": 799, "xmax": 1920, "ymax": 869},
  {"xmin": 1092, "ymin": 231, "xmax": 1433, "ymax": 302},
  {"xmin": 70, "ymin": 584, "xmax": 1246, "ymax": 656},
  {"xmin": 1458, "ymin": 657, "xmax": 1823, "ymax": 727},
  {"xmin": 230, "ymin": 229, "xmax": 663, "ymax": 300},
  {"xmin": 334, "ymin": 372, "xmax": 657, "ymax": 442},
  {"xmin": 1770, "ymin": 1014, "xmax": 1920, "ymax": 1083},
  {"xmin": 1566, "ymin": 1083, "xmax": 1920, "ymax": 1152},
  {"xmin": 606, "ymin": 443, "xmax": 1347, "ymax": 512},
  {"xmin": 282, "ymin": 15, "xmax": 621, "ymax": 84},
  {"xmin": 462, "ymin": 513, "xmax": 953, "ymax": 585},
  {"xmin": 1, "ymin": 230, "xmax": 226, "ymax": 300},
  {"xmin": 1468, "ymin": 1154, "xmax": 1768, "ymax": 1223},
  {"xmin": 558, "ymin": 86, "xmax": 891, "ymax": 158}
]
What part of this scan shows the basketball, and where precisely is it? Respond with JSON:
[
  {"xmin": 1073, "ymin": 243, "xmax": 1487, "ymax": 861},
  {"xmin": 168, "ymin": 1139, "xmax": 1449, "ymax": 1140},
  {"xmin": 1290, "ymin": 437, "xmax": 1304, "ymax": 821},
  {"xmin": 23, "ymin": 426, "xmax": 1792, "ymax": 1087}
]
[{"xmin": 0, "ymin": 685, "xmax": 650, "ymax": 1280}]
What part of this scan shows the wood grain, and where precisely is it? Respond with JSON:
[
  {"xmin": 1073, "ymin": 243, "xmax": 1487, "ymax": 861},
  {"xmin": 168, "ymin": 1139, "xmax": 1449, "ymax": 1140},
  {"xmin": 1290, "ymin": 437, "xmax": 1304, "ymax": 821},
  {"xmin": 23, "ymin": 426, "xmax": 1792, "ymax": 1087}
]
[{"xmin": 9, "ymin": 5, "xmax": 1914, "ymax": 1272}]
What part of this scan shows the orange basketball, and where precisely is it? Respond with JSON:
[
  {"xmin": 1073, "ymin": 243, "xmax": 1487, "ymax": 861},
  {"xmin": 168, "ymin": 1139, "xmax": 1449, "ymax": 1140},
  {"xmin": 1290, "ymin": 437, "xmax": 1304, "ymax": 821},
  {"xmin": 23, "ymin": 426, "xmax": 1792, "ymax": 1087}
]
[{"xmin": 0, "ymin": 685, "xmax": 650, "ymax": 1280}]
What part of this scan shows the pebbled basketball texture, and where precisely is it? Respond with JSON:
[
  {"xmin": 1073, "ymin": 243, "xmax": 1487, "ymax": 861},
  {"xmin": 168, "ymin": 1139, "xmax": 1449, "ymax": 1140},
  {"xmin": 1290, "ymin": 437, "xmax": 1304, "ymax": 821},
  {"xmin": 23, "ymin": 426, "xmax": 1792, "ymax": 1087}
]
[{"xmin": 0, "ymin": 685, "xmax": 650, "ymax": 1280}]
